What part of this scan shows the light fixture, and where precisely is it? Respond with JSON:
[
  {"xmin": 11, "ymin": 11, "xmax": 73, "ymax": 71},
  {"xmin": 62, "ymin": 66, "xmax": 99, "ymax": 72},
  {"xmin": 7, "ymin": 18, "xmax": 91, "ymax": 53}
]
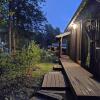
[{"xmin": 72, "ymin": 23, "xmax": 77, "ymax": 30}]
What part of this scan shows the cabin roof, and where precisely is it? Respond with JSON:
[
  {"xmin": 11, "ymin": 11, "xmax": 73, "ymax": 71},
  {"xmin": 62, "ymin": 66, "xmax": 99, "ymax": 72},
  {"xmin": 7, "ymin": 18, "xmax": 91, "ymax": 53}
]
[
  {"xmin": 64, "ymin": 0, "xmax": 88, "ymax": 32},
  {"xmin": 56, "ymin": 32, "xmax": 70, "ymax": 38},
  {"xmin": 56, "ymin": 0, "xmax": 88, "ymax": 38}
]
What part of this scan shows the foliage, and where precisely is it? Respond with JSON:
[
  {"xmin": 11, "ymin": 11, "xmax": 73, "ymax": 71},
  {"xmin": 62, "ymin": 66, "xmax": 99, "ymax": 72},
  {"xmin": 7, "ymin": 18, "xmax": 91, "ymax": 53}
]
[
  {"xmin": 27, "ymin": 41, "xmax": 41, "ymax": 66},
  {"xmin": 0, "ymin": 0, "xmax": 47, "ymax": 50},
  {"xmin": 0, "ymin": 53, "xmax": 12, "ymax": 74},
  {"xmin": 0, "ymin": 0, "xmax": 8, "ymax": 26},
  {"xmin": 13, "ymin": 41, "xmax": 42, "ymax": 70},
  {"xmin": 45, "ymin": 24, "xmax": 61, "ymax": 46},
  {"xmin": 0, "ymin": 0, "xmax": 61, "ymax": 50},
  {"xmin": 33, "ymin": 32, "xmax": 45, "ymax": 48},
  {"xmin": 0, "ymin": 41, "xmax": 42, "ymax": 79},
  {"xmin": 32, "ymin": 63, "xmax": 53, "ymax": 77},
  {"xmin": 40, "ymin": 49, "xmax": 58, "ymax": 63},
  {"xmin": 0, "ymin": 40, "xmax": 58, "ymax": 80},
  {"xmin": 0, "ymin": 0, "xmax": 46, "ymax": 32},
  {"xmin": 0, "ymin": 53, "xmax": 26, "ymax": 79}
]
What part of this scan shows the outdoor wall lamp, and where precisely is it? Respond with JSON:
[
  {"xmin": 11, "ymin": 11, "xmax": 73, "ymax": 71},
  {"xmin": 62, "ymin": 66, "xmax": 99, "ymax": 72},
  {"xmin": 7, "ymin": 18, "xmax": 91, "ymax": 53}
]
[
  {"xmin": 70, "ymin": 22, "xmax": 78, "ymax": 30},
  {"xmin": 72, "ymin": 23, "xmax": 77, "ymax": 30}
]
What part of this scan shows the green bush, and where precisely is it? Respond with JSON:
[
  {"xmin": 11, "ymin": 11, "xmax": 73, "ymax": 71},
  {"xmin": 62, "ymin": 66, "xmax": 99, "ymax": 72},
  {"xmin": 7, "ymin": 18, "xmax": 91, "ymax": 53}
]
[
  {"xmin": 0, "ymin": 41, "xmax": 57, "ymax": 79},
  {"xmin": 0, "ymin": 41, "xmax": 42, "ymax": 79},
  {"xmin": 40, "ymin": 49, "xmax": 57, "ymax": 63},
  {"xmin": 0, "ymin": 53, "xmax": 12, "ymax": 74},
  {"xmin": 26, "ymin": 41, "xmax": 41, "ymax": 67}
]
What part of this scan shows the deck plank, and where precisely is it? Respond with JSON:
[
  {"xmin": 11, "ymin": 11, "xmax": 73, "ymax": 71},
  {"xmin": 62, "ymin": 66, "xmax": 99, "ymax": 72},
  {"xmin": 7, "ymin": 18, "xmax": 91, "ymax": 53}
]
[
  {"xmin": 42, "ymin": 72, "xmax": 66, "ymax": 89},
  {"xmin": 42, "ymin": 74, "xmax": 48, "ymax": 87},
  {"xmin": 60, "ymin": 55, "xmax": 100, "ymax": 98},
  {"xmin": 53, "ymin": 64, "xmax": 62, "ymax": 71}
]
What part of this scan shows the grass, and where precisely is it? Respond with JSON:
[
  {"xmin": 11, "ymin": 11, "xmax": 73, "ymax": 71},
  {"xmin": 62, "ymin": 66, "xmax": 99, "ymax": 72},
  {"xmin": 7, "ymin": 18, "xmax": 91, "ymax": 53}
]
[
  {"xmin": 32, "ymin": 63, "xmax": 54, "ymax": 77},
  {"xmin": 1, "ymin": 63, "xmax": 54, "ymax": 80}
]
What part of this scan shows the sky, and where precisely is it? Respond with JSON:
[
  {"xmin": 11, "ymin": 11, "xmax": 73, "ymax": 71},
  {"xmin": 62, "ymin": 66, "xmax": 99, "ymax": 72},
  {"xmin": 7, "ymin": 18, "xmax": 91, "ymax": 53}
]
[{"xmin": 43, "ymin": 0, "xmax": 82, "ymax": 32}]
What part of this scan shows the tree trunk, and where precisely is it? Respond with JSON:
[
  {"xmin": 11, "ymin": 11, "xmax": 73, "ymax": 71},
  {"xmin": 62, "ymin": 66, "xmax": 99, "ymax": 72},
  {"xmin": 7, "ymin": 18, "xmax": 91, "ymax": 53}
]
[
  {"xmin": 12, "ymin": 15, "xmax": 16, "ymax": 55},
  {"xmin": 12, "ymin": 30, "xmax": 16, "ymax": 55},
  {"xmin": 9, "ymin": 1, "xmax": 12, "ymax": 54},
  {"xmin": 9, "ymin": 16, "xmax": 12, "ymax": 54}
]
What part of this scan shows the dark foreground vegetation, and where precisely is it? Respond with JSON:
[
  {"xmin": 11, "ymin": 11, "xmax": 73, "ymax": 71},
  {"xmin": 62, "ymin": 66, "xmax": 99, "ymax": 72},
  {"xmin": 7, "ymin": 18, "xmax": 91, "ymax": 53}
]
[
  {"xmin": 0, "ymin": 0, "xmax": 60, "ymax": 99},
  {"xmin": 0, "ymin": 41, "xmax": 58, "ymax": 99}
]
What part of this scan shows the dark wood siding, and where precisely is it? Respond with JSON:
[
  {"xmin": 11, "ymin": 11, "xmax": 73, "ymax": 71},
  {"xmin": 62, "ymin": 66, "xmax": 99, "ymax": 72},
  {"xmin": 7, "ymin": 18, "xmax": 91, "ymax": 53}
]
[
  {"xmin": 67, "ymin": 0, "xmax": 100, "ymax": 78},
  {"xmin": 70, "ymin": 29, "xmax": 76, "ymax": 60},
  {"xmin": 76, "ymin": 22, "xmax": 82, "ymax": 63}
]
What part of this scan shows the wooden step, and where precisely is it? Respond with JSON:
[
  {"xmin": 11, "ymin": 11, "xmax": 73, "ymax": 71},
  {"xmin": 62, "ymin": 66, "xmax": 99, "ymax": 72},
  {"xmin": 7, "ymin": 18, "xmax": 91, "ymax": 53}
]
[
  {"xmin": 39, "ymin": 90, "xmax": 66, "ymax": 94},
  {"xmin": 36, "ymin": 90, "xmax": 63, "ymax": 100},
  {"xmin": 60, "ymin": 55, "xmax": 100, "ymax": 100},
  {"xmin": 42, "ymin": 72, "xmax": 67, "ymax": 90},
  {"xmin": 53, "ymin": 64, "xmax": 62, "ymax": 71}
]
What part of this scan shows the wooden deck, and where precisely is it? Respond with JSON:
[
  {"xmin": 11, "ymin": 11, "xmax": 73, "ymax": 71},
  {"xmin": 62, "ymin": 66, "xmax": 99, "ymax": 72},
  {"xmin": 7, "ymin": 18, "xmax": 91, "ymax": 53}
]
[
  {"xmin": 42, "ymin": 72, "xmax": 67, "ymax": 89},
  {"xmin": 60, "ymin": 55, "xmax": 100, "ymax": 100},
  {"xmin": 53, "ymin": 64, "xmax": 62, "ymax": 71}
]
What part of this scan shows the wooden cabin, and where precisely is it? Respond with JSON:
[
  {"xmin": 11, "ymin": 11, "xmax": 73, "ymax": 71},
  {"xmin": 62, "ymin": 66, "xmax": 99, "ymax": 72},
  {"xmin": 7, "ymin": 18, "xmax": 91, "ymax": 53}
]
[
  {"xmin": 40, "ymin": 1, "xmax": 100, "ymax": 99},
  {"xmin": 56, "ymin": 0, "xmax": 100, "ymax": 78},
  {"xmin": 39, "ymin": 0, "xmax": 100, "ymax": 100}
]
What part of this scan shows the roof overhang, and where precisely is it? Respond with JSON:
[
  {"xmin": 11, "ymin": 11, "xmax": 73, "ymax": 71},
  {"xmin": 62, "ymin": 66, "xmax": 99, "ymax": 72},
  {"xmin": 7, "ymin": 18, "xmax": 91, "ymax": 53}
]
[
  {"xmin": 64, "ymin": 0, "xmax": 88, "ymax": 32},
  {"xmin": 56, "ymin": 32, "xmax": 71, "ymax": 38}
]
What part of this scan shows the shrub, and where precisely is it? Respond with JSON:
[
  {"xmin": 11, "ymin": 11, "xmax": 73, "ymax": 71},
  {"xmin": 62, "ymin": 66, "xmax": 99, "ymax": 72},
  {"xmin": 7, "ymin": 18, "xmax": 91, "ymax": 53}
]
[
  {"xmin": 15, "ymin": 41, "xmax": 41, "ymax": 67},
  {"xmin": 0, "ymin": 53, "xmax": 12, "ymax": 74},
  {"xmin": 27, "ymin": 41, "xmax": 41, "ymax": 67},
  {"xmin": 0, "ymin": 41, "xmax": 42, "ymax": 79},
  {"xmin": 0, "ymin": 41, "xmax": 58, "ymax": 79},
  {"xmin": 40, "ymin": 49, "xmax": 58, "ymax": 63}
]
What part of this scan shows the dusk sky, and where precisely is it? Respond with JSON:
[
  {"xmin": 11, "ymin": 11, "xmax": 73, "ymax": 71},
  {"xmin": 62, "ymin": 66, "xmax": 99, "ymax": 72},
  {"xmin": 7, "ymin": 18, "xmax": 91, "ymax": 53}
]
[{"xmin": 43, "ymin": 0, "xmax": 82, "ymax": 32}]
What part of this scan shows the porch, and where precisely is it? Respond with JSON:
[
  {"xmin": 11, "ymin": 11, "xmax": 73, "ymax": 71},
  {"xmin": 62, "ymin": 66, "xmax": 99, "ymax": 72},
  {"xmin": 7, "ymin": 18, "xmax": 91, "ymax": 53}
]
[
  {"xmin": 60, "ymin": 55, "xmax": 100, "ymax": 100},
  {"xmin": 40, "ymin": 54, "xmax": 100, "ymax": 100}
]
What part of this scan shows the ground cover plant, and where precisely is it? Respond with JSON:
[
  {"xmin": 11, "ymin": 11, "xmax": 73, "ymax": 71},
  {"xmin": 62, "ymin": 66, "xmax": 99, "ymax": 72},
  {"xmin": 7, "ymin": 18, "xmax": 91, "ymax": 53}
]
[{"xmin": 0, "ymin": 41, "xmax": 57, "ymax": 99}]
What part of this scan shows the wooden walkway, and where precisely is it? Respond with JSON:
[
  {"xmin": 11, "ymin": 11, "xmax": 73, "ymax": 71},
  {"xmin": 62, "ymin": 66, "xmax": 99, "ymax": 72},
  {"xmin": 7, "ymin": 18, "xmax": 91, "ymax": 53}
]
[
  {"xmin": 42, "ymin": 72, "xmax": 66, "ymax": 89},
  {"xmin": 53, "ymin": 64, "xmax": 62, "ymax": 71},
  {"xmin": 60, "ymin": 55, "xmax": 100, "ymax": 100}
]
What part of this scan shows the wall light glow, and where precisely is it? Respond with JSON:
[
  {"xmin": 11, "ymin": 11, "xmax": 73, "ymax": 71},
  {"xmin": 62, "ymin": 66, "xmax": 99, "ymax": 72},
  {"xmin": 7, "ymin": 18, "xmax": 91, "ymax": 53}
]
[{"xmin": 72, "ymin": 23, "xmax": 77, "ymax": 30}]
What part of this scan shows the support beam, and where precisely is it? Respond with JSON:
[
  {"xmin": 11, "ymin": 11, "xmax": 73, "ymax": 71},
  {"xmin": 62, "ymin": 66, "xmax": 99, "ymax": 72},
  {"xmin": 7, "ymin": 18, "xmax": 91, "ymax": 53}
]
[{"xmin": 59, "ymin": 37, "xmax": 62, "ymax": 58}]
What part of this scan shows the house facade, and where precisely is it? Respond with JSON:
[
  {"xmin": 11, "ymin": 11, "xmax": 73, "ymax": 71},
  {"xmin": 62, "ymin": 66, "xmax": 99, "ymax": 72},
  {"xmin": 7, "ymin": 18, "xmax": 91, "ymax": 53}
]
[{"xmin": 57, "ymin": 0, "xmax": 100, "ymax": 78}]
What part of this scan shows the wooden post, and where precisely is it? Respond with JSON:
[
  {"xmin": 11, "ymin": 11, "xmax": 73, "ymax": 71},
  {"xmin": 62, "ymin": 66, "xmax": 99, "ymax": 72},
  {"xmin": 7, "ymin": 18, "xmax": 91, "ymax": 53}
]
[
  {"xmin": 60, "ymin": 37, "xmax": 62, "ymax": 56},
  {"xmin": 59, "ymin": 37, "xmax": 62, "ymax": 58},
  {"xmin": 66, "ymin": 37, "xmax": 68, "ymax": 55},
  {"xmin": 58, "ymin": 38, "xmax": 60, "ymax": 58}
]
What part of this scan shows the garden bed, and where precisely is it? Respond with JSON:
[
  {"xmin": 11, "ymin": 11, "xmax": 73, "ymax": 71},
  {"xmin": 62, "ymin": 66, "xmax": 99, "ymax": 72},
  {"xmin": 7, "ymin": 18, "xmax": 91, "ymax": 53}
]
[{"xmin": 0, "ymin": 63, "xmax": 54, "ymax": 100}]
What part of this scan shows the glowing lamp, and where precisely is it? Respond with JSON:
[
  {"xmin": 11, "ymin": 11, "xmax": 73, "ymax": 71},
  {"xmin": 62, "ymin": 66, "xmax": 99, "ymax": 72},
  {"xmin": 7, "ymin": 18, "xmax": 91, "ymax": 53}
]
[{"xmin": 72, "ymin": 23, "xmax": 77, "ymax": 30}]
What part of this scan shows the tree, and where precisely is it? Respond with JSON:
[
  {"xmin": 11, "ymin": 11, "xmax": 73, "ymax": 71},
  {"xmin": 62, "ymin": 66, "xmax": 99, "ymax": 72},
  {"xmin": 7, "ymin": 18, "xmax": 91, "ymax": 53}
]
[
  {"xmin": 0, "ymin": 0, "xmax": 8, "ymax": 26},
  {"xmin": 0, "ymin": 0, "xmax": 46, "ymax": 52},
  {"xmin": 45, "ymin": 24, "xmax": 61, "ymax": 47}
]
